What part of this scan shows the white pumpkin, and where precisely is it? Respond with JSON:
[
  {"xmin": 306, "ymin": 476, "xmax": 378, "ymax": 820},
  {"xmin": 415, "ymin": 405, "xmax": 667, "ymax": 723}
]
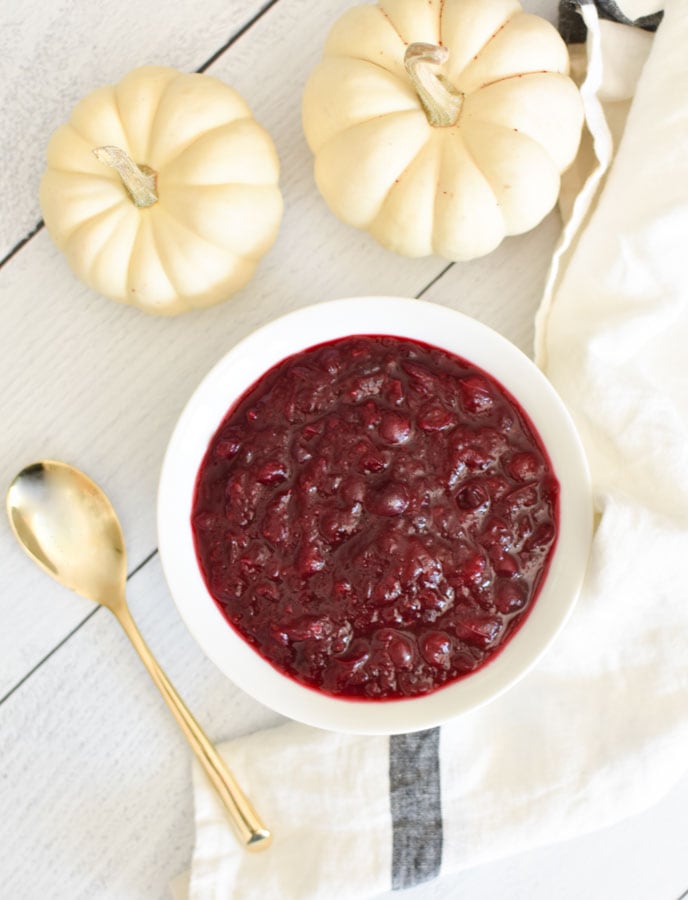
[
  {"xmin": 40, "ymin": 66, "xmax": 283, "ymax": 315},
  {"xmin": 302, "ymin": 0, "xmax": 584, "ymax": 261}
]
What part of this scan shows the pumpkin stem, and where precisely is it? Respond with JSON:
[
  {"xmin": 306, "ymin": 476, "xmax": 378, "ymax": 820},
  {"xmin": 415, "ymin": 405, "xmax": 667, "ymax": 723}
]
[
  {"xmin": 93, "ymin": 146, "xmax": 158, "ymax": 208},
  {"xmin": 404, "ymin": 43, "xmax": 463, "ymax": 128}
]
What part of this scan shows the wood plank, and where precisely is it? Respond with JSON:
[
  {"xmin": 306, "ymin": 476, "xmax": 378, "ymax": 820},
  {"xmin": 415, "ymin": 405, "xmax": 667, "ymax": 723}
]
[
  {"xmin": 0, "ymin": 554, "xmax": 283, "ymax": 898},
  {"xmin": 0, "ymin": 0, "xmax": 272, "ymax": 261}
]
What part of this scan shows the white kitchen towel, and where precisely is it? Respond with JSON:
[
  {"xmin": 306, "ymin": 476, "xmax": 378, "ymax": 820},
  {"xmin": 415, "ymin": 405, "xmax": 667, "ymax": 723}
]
[{"xmin": 184, "ymin": 2, "xmax": 688, "ymax": 897}]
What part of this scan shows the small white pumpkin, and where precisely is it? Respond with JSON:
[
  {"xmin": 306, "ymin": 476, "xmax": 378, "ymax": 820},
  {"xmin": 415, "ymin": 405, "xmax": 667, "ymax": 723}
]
[
  {"xmin": 40, "ymin": 66, "xmax": 283, "ymax": 315},
  {"xmin": 302, "ymin": 0, "xmax": 584, "ymax": 261}
]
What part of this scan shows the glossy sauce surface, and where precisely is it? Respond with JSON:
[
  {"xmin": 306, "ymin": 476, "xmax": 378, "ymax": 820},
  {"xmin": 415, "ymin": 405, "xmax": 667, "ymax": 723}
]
[{"xmin": 192, "ymin": 336, "xmax": 558, "ymax": 699}]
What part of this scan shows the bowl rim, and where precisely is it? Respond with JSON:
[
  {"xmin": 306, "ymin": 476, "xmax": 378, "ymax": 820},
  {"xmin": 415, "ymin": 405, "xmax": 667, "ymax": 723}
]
[{"xmin": 157, "ymin": 296, "xmax": 592, "ymax": 734}]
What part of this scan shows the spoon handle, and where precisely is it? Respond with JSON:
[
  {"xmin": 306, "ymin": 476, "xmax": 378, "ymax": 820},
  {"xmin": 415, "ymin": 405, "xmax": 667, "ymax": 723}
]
[{"xmin": 113, "ymin": 603, "xmax": 272, "ymax": 851}]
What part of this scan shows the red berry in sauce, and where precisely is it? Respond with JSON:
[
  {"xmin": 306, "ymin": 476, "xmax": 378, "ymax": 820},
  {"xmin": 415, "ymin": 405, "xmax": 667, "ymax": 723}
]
[{"xmin": 192, "ymin": 336, "xmax": 558, "ymax": 700}]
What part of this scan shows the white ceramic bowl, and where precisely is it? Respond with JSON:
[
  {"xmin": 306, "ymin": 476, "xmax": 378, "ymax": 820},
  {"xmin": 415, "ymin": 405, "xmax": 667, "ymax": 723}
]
[{"xmin": 158, "ymin": 297, "xmax": 591, "ymax": 734}]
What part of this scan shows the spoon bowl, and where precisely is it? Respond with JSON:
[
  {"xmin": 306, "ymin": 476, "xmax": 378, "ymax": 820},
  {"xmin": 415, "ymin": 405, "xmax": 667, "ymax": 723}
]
[
  {"xmin": 7, "ymin": 461, "xmax": 126, "ymax": 608},
  {"xmin": 6, "ymin": 460, "xmax": 271, "ymax": 851}
]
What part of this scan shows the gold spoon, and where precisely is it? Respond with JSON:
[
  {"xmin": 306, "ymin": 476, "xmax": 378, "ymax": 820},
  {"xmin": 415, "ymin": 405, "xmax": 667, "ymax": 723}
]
[{"xmin": 6, "ymin": 460, "xmax": 271, "ymax": 851}]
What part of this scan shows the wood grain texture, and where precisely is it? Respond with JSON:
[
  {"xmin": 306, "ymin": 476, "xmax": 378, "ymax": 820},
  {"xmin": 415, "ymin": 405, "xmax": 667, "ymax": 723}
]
[{"xmin": 0, "ymin": 556, "xmax": 283, "ymax": 899}]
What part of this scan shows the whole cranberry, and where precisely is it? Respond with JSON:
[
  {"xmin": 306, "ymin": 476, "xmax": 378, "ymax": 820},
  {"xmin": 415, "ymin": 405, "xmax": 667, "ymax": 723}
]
[{"xmin": 420, "ymin": 632, "xmax": 453, "ymax": 668}]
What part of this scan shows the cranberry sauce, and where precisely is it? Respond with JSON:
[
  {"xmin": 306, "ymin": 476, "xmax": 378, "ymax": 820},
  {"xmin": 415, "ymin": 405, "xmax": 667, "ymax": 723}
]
[{"xmin": 192, "ymin": 336, "xmax": 558, "ymax": 700}]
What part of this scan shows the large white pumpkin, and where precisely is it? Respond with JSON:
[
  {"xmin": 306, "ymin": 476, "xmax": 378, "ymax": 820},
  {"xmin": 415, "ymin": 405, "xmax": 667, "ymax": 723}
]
[
  {"xmin": 40, "ymin": 66, "xmax": 283, "ymax": 315},
  {"xmin": 302, "ymin": 0, "xmax": 584, "ymax": 261}
]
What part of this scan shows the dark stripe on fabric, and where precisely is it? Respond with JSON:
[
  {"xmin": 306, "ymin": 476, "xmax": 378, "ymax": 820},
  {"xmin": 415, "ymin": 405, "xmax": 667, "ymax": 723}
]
[
  {"xmin": 559, "ymin": 0, "xmax": 664, "ymax": 44},
  {"xmin": 389, "ymin": 728, "xmax": 443, "ymax": 890}
]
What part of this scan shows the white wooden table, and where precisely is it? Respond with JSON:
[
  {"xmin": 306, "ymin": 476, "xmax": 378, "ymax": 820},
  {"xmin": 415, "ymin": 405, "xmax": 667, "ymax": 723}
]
[{"xmin": 1, "ymin": 1, "xmax": 687, "ymax": 897}]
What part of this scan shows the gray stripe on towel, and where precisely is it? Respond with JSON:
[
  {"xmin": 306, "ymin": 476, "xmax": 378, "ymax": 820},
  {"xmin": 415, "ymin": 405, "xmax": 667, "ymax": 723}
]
[
  {"xmin": 559, "ymin": 0, "xmax": 663, "ymax": 43},
  {"xmin": 389, "ymin": 728, "xmax": 443, "ymax": 890}
]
